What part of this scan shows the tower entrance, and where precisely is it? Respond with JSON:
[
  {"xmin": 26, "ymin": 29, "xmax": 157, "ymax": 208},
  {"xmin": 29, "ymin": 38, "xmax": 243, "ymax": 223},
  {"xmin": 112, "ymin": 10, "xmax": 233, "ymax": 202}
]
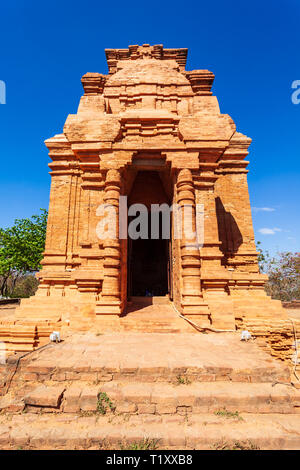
[{"xmin": 127, "ymin": 171, "xmax": 171, "ymax": 298}]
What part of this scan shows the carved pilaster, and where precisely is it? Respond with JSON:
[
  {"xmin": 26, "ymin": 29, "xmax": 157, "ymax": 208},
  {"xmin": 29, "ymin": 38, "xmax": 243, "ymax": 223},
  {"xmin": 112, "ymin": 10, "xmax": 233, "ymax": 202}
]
[
  {"xmin": 96, "ymin": 169, "xmax": 122, "ymax": 315},
  {"xmin": 176, "ymin": 169, "xmax": 210, "ymax": 324}
]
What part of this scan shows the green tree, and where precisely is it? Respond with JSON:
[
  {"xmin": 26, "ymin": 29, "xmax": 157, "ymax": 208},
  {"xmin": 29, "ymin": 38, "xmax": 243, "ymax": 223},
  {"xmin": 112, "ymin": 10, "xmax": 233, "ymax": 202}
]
[
  {"xmin": 265, "ymin": 252, "xmax": 300, "ymax": 301},
  {"xmin": 0, "ymin": 209, "xmax": 47, "ymax": 297},
  {"xmin": 10, "ymin": 274, "xmax": 39, "ymax": 298},
  {"xmin": 256, "ymin": 240, "xmax": 268, "ymax": 272},
  {"xmin": 256, "ymin": 242, "xmax": 300, "ymax": 301}
]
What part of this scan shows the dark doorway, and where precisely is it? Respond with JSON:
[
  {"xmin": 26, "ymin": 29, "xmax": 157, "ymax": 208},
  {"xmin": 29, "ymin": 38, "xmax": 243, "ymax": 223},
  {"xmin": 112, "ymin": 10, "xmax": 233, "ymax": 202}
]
[
  {"xmin": 127, "ymin": 171, "xmax": 171, "ymax": 298},
  {"xmin": 128, "ymin": 224, "xmax": 169, "ymax": 297}
]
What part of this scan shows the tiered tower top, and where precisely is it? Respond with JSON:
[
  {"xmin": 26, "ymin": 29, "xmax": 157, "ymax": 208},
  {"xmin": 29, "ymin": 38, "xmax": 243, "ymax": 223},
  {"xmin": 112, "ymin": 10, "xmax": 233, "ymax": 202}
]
[
  {"xmin": 105, "ymin": 44, "xmax": 188, "ymax": 74},
  {"xmin": 81, "ymin": 43, "xmax": 215, "ymax": 97},
  {"xmin": 52, "ymin": 43, "xmax": 251, "ymax": 174}
]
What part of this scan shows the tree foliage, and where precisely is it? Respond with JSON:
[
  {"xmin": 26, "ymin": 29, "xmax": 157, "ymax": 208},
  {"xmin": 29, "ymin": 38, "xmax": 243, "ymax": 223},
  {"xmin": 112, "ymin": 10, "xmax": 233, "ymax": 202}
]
[
  {"xmin": 10, "ymin": 274, "xmax": 39, "ymax": 298},
  {"xmin": 257, "ymin": 242, "xmax": 300, "ymax": 301},
  {"xmin": 0, "ymin": 209, "xmax": 47, "ymax": 297}
]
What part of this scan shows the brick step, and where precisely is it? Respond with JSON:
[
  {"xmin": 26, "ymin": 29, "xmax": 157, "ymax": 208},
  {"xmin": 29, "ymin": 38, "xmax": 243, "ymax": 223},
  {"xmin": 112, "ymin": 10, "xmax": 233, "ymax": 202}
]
[
  {"xmin": 1, "ymin": 413, "xmax": 300, "ymax": 449},
  {"xmin": 15, "ymin": 305, "xmax": 61, "ymax": 313},
  {"xmin": 11, "ymin": 332, "xmax": 291, "ymax": 386},
  {"xmin": 123, "ymin": 316, "xmax": 177, "ymax": 322},
  {"xmin": 122, "ymin": 329, "xmax": 180, "ymax": 333},
  {"xmin": 129, "ymin": 296, "xmax": 170, "ymax": 305},
  {"xmin": 20, "ymin": 355, "xmax": 290, "ymax": 383},
  {"xmin": 20, "ymin": 381, "xmax": 300, "ymax": 415},
  {"xmin": 235, "ymin": 305, "xmax": 282, "ymax": 314},
  {"xmin": 122, "ymin": 320, "xmax": 178, "ymax": 324},
  {"xmin": 123, "ymin": 321, "xmax": 177, "ymax": 324},
  {"xmin": 20, "ymin": 362, "xmax": 290, "ymax": 384},
  {"xmin": 101, "ymin": 381, "xmax": 300, "ymax": 415},
  {"xmin": 122, "ymin": 325, "xmax": 180, "ymax": 331}
]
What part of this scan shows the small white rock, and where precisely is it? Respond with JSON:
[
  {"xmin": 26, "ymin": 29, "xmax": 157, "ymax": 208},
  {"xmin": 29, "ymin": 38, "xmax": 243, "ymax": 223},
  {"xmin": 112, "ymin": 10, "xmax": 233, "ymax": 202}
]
[
  {"xmin": 49, "ymin": 331, "xmax": 61, "ymax": 342},
  {"xmin": 241, "ymin": 330, "xmax": 252, "ymax": 341}
]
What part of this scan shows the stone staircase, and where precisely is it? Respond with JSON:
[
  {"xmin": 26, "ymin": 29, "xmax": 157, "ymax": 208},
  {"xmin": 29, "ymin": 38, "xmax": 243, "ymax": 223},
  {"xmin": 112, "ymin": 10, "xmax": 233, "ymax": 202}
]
[
  {"xmin": 120, "ymin": 297, "xmax": 186, "ymax": 333},
  {"xmin": 0, "ymin": 332, "xmax": 300, "ymax": 449},
  {"xmin": 22, "ymin": 381, "xmax": 300, "ymax": 415},
  {"xmin": 2, "ymin": 412, "xmax": 300, "ymax": 450}
]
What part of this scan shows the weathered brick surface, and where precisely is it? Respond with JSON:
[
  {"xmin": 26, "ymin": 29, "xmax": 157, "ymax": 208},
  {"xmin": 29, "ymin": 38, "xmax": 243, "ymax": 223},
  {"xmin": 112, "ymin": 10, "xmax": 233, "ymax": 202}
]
[
  {"xmin": 1, "ymin": 411, "xmax": 296, "ymax": 450},
  {"xmin": 79, "ymin": 386, "xmax": 100, "ymax": 412},
  {"xmin": 24, "ymin": 385, "xmax": 65, "ymax": 408},
  {"xmin": 137, "ymin": 404, "xmax": 156, "ymax": 414},
  {"xmin": 116, "ymin": 402, "xmax": 137, "ymax": 413},
  {"xmin": 0, "ymin": 396, "xmax": 24, "ymax": 412},
  {"xmin": 156, "ymin": 404, "xmax": 177, "ymax": 414},
  {"xmin": 63, "ymin": 385, "xmax": 83, "ymax": 413}
]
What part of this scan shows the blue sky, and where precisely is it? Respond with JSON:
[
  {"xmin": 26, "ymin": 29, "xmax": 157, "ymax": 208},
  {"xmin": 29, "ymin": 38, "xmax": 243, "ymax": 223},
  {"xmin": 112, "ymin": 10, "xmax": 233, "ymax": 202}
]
[{"xmin": 0, "ymin": 0, "xmax": 299, "ymax": 255}]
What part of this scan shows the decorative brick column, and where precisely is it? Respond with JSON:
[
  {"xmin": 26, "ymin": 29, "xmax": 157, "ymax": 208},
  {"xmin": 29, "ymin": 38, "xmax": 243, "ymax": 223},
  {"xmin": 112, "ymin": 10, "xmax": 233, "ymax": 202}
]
[
  {"xmin": 176, "ymin": 169, "xmax": 210, "ymax": 325},
  {"xmin": 96, "ymin": 169, "xmax": 122, "ymax": 315}
]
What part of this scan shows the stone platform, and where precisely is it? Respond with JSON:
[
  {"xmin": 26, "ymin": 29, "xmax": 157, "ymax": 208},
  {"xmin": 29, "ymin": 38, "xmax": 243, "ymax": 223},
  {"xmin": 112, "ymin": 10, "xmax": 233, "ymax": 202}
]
[
  {"xmin": 12, "ymin": 332, "xmax": 291, "ymax": 384},
  {"xmin": 0, "ymin": 331, "xmax": 300, "ymax": 449}
]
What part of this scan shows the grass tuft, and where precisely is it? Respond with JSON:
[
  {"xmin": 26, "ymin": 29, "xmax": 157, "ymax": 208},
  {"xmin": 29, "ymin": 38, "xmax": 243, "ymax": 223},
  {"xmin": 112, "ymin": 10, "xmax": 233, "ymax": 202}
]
[
  {"xmin": 176, "ymin": 375, "xmax": 191, "ymax": 385},
  {"xmin": 97, "ymin": 392, "xmax": 115, "ymax": 415},
  {"xmin": 212, "ymin": 439, "xmax": 260, "ymax": 450},
  {"xmin": 120, "ymin": 438, "xmax": 159, "ymax": 450},
  {"xmin": 214, "ymin": 408, "xmax": 243, "ymax": 420}
]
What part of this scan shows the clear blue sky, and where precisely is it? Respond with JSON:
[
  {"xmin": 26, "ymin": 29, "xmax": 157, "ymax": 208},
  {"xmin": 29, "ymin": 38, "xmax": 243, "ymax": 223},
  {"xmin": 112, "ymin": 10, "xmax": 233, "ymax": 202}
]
[{"xmin": 0, "ymin": 0, "xmax": 299, "ymax": 255}]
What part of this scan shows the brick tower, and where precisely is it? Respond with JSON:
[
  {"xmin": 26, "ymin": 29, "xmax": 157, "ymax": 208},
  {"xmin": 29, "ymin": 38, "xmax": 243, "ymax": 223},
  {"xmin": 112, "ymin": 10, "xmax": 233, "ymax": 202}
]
[{"xmin": 0, "ymin": 44, "xmax": 292, "ymax": 357}]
